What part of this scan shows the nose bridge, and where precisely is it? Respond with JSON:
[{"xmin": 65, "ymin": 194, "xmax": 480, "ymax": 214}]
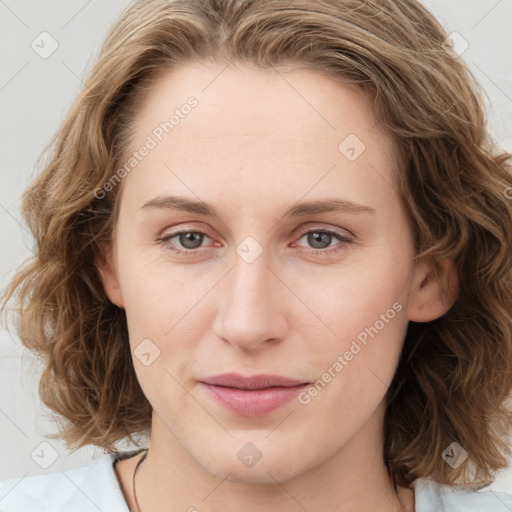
[
  {"xmin": 232, "ymin": 241, "xmax": 271, "ymax": 309},
  {"xmin": 213, "ymin": 236, "xmax": 287, "ymax": 351}
]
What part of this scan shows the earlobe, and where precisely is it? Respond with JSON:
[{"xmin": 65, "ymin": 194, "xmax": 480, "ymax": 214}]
[
  {"xmin": 95, "ymin": 240, "xmax": 125, "ymax": 308},
  {"xmin": 407, "ymin": 256, "xmax": 459, "ymax": 322}
]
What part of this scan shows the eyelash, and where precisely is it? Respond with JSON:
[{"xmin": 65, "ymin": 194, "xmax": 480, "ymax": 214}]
[{"xmin": 157, "ymin": 226, "xmax": 353, "ymax": 257}]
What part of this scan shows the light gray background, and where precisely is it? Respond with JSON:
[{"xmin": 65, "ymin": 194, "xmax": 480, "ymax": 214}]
[{"xmin": 1, "ymin": 0, "xmax": 511, "ymax": 489}]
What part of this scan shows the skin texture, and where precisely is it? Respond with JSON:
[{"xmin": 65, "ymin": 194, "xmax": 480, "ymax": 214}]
[{"xmin": 100, "ymin": 62, "xmax": 458, "ymax": 512}]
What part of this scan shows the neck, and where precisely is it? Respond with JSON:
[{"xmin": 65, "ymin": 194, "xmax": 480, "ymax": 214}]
[{"xmin": 131, "ymin": 402, "xmax": 415, "ymax": 512}]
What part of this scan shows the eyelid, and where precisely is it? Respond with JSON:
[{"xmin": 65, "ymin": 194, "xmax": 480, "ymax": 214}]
[
  {"xmin": 159, "ymin": 223, "xmax": 213, "ymax": 239},
  {"xmin": 294, "ymin": 223, "xmax": 354, "ymax": 240},
  {"xmin": 159, "ymin": 222, "xmax": 353, "ymax": 243}
]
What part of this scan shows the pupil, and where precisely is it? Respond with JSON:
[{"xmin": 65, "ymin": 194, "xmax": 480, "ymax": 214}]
[
  {"xmin": 181, "ymin": 232, "xmax": 203, "ymax": 249},
  {"xmin": 309, "ymin": 232, "xmax": 330, "ymax": 249}
]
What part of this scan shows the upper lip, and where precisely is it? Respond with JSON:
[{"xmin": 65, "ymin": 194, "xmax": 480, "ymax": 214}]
[{"xmin": 200, "ymin": 373, "xmax": 307, "ymax": 390}]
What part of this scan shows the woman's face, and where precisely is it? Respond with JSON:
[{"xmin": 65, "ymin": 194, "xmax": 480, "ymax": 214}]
[{"xmin": 100, "ymin": 62, "xmax": 447, "ymax": 484}]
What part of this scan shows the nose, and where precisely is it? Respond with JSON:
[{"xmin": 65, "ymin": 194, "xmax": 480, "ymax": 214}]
[{"xmin": 212, "ymin": 243, "xmax": 288, "ymax": 352}]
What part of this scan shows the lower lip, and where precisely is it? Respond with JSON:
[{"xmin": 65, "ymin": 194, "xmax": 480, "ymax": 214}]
[{"xmin": 200, "ymin": 382, "xmax": 309, "ymax": 417}]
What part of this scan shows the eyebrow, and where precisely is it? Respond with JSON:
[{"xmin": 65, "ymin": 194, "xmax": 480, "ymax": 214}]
[{"xmin": 141, "ymin": 195, "xmax": 376, "ymax": 217}]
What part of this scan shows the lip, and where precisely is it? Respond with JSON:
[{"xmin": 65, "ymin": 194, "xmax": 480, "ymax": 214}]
[{"xmin": 199, "ymin": 373, "xmax": 309, "ymax": 417}]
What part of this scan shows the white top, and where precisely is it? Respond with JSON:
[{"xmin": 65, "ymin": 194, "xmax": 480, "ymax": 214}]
[{"xmin": 1, "ymin": 448, "xmax": 512, "ymax": 511}]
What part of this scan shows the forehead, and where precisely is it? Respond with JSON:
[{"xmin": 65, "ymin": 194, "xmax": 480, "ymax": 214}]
[
  {"xmin": 132, "ymin": 62, "xmax": 387, "ymax": 145},
  {"xmin": 119, "ymin": 62, "xmax": 399, "ymax": 214}
]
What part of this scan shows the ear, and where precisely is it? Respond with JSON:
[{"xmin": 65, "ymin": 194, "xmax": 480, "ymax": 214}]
[
  {"xmin": 407, "ymin": 255, "xmax": 459, "ymax": 322},
  {"xmin": 95, "ymin": 240, "xmax": 125, "ymax": 308}
]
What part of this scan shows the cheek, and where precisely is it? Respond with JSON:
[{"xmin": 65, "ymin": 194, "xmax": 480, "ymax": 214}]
[
  {"xmin": 119, "ymin": 258, "xmax": 204, "ymax": 410},
  {"xmin": 295, "ymin": 254, "xmax": 411, "ymax": 390},
  {"xmin": 305, "ymin": 254, "xmax": 409, "ymax": 337},
  {"xmin": 117, "ymin": 248, "xmax": 204, "ymax": 335},
  {"xmin": 116, "ymin": 253, "xmax": 221, "ymax": 401}
]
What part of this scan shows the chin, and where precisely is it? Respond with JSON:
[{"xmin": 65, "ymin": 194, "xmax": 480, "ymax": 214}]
[
  {"xmin": 194, "ymin": 443, "xmax": 310, "ymax": 485},
  {"xmin": 204, "ymin": 460, "xmax": 299, "ymax": 485}
]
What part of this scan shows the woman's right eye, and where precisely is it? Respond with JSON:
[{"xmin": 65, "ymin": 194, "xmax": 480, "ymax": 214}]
[{"xmin": 158, "ymin": 229, "xmax": 213, "ymax": 256}]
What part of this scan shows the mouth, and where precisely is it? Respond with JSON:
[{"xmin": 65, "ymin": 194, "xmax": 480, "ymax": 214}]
[{"xmin": 198, "ymin": 373, "xmax": 310, "ymax": 417}]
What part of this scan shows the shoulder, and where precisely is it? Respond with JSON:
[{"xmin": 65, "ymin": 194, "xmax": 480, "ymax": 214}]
[
  {"xmin": 0, "ymin": 449, "xmax": 142, "ymax": 512},
  {"xmin": 413, "ymin": 477, "xmax": 512, "ymax": 511}
]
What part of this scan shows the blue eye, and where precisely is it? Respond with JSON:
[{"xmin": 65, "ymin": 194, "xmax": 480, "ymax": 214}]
[
  {"xmin": 158, "ymin": 230, "xmax": 211, "ymax": 256},
  {"xmin": 294, "ymin": 228, "xmax": 353, "ymax": 255},
  {"xmin": 157, "ymin": 227, "xmax": 352, "ymax": 257}
]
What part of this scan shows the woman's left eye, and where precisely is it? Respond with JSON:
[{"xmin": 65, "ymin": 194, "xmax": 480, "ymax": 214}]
[
  {"xmin": 294, "ymin": 229, "xmax": 353, "ymax": 255},
  {"xmin": 157, "ymin": 227, "xmax": 352, "ymax": 257}
]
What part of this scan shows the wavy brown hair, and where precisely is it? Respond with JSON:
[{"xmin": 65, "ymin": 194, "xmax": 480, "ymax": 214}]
[{"xmin": 2, "ymin": 0, "xmax": 512, "ymax": 491}]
